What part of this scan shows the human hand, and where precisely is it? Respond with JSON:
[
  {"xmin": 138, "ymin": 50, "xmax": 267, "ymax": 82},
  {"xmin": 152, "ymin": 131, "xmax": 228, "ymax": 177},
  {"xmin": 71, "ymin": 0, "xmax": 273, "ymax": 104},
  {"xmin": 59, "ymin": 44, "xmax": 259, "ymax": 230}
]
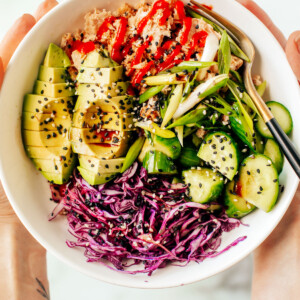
[
  {"xmin": 0, "ymin": 1, "xmax": 58, "ymax": 298},
  {"xmin": 236, "ymin": 1, "xmax": 300, "ymax": 299}
]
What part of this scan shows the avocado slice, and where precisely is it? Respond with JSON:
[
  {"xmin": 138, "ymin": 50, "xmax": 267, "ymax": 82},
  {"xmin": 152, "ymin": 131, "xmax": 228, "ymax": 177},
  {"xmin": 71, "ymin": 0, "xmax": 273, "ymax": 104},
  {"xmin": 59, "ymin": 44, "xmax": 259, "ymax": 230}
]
[
  {"xmin": 77, "ymin": 166, "xmax": 116, "ymax": 185},
  {"xmin": 33, "ymin": 80, "xmax": 75, "ymax": 98},
  {"xmin": 25, "ymin": 145, "xmax": 72, "ymax": 159},
  {"xmin": 72, "ymin": 139, "xmax": 130, "ymax": 159},
  {"xmin": 43, "ymin": 43, "xmax": 71, "ymax": 68},
  {"xmin": 74, "ymin": 95, "xmax": 134, "ymax": 115},
  {"xmin": 38, "ymin": 65, "xmax": 69, "ymax": 83},
  {"xmin": 76, "ymin": 81, "xmax": 129, "ymax": 98},
  {"xmin": 72, "ymin": 111, "xmax": 134, "ymax": 131},
  {"xmin": 81, "ymin": 50, "xmax": 117, "ymax": 68},
  {"xmin": 23, "ymin": 130, "xmax": 69, "ymax": 147},
  {"xmin": 23, "ymin": 94, "xmax": 74, "ymax": 114},
  {"xmin": 70, "ymin": 128, "xmax": 133, "ymax": 145},
  {"xmin": 22, "ymin": 112, "xmax": 71, "ymax": 131},
  {"xmin": 41, "ymin": 155, "xmax": 77, "ymax": 184},
  {"xmin": 76, "ymin": 66, "xmax": 124, "ymax": 84},
  {"xmin": 79, "ymin": 155, "xmax": 125, "ymax": 173}
]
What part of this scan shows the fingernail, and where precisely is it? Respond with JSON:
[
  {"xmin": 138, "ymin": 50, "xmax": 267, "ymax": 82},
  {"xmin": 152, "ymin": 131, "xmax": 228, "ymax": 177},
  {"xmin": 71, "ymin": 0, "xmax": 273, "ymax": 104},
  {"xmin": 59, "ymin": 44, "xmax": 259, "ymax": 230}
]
[{"xmin": 295, "ymin": 34, "xmax": 300, "ymax": 53}]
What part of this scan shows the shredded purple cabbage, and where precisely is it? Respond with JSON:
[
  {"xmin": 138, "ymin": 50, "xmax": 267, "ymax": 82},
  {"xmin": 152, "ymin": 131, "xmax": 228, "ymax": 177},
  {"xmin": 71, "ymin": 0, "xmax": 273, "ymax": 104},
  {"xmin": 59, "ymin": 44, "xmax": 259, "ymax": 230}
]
[{"xmin": 50, "ymin": 163, "xmax": 246, "ymax": 275}]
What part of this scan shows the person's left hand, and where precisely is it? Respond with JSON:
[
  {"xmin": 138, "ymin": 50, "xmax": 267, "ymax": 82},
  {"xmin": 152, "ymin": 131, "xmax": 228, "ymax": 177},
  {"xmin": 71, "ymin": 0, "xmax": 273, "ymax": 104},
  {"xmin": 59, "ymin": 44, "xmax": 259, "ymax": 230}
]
[{"xmin": 0, "ymin": 1, "xmax": 58, "ymax": 298}]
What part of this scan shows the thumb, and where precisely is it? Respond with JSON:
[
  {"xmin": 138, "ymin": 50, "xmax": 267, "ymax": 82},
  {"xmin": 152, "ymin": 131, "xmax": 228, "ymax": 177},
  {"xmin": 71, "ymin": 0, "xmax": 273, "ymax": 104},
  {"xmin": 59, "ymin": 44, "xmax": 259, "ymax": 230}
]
[{"xmin": 285, "ymin": 31, "xmax": 300, "ymax": 82}]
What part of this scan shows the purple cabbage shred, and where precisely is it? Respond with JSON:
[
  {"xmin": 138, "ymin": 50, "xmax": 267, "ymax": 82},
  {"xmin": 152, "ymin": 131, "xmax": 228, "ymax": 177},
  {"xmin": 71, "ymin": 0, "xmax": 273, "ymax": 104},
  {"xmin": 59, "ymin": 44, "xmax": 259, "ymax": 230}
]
[{"xmin": 50, "ymin": 163, "xmax": 246, "ymax": 275}]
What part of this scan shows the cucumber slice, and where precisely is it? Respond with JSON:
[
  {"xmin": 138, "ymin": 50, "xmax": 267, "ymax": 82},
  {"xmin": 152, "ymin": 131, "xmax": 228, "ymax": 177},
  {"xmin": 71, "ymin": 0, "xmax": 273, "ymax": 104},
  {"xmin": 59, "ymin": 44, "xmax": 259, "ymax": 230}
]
[
  {"xmin": 142, "ymin": 151, "xmax": 177, "ymax": 175},
  {"xmin": 139, "ymin": 135, "xmax": 181, "ymax": 161},
  {"xmin": 183, "ymin": 168, "xmax": 224, "ymax": 203},
  {"xmin": 198, "ymin": 131, "xmax": 240, "ymax": 180},
  {"xmin": 255, "ymin": 101, "xmax": 293, "ymax": 138},
  {"xmin": 263, "ymin": 139, "xmax": 284, "ymax": 174},
  {"xmin": 224, "ymin": 180, "xmax": 256, "ymax": 218},
  {"xmin": 179, "ymin": 147, "xmax": 201, "ymax": 168},
  {"xmin": 236, "ymin": 154, "xmax": 279, "ymax": 212}
]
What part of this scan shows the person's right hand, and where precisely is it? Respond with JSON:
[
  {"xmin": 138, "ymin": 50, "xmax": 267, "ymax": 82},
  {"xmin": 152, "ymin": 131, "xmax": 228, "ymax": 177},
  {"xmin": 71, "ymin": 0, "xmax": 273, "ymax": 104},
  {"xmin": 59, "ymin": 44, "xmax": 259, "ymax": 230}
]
[{"xmin": 236, "ymin": 1, "xmax": 300, "ymax": 299}]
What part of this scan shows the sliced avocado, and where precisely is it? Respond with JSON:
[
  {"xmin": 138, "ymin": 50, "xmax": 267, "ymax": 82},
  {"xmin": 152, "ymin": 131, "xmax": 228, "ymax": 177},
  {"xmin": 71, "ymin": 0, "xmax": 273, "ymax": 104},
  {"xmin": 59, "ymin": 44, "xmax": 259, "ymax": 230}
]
[
  {"xmin": 23, "ymin": 94, "xmax": 74, "ymax": 114},
  {"xmin": 72, "ymin": 111, "xmax": 134, "ymax": 131},
  {"xmin": 38, "ymin": 65, "xmax": 68, "ymax": 83},
  {"xmin": 25, "ymin": 145, "xmax": 72, "ymax": 159},
  {"xmin": 76, "ymin": 81, "xmax": 129, "ymax": 98},
  {"xmin": 43, "ymin": 43, "xmax": 71, "ymax": 68},
  {"xmin": 72, "ymin": 140, "xmax": 130, "ymax": 159},
  {"xmin": 33, "ymin": 80, "xmax": 75, "ymax": 98},
  {"xmin": 139, "ymin": 135, "xmax": 181, "ymax": 161},
  {"xmin": 32, "ymin": 155, "xmax": 74, "ymax": 173},
  {"xmin": 77, "ymin": 167, "xmax": 116, "ymax": 185},
  {"xmin": 70, "ymin": 128, "xmax": 133, "ymax": 145},
  {"xmin": 81, "ymin": 50, "xmax": 117, "ymax": 68},
  {"xmin": 79, "ymin": 155, "xmax": 124, "ymax": 174},
  {"xmin": 22, "ymin": 112, "xmax": 71, "ymax": 131},
  {"xmin": 76, "ymin": 66, "xmax": 124, "ymax": 84},
  {"xmin": 74, "ymin": 95, "xmax": 134, "ymax": 115},
  {"xmin": 23, "ymin": 130, "xmax": 69, "ymax": 147}
]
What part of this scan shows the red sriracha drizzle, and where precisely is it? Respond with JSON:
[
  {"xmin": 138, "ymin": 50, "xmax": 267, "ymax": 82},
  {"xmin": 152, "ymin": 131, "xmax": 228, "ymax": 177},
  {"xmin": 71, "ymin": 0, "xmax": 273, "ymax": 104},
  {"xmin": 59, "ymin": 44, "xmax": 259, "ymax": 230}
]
[
  {"xmin": 97, "ymin": 16, "xmax": 128, "ymax": 64},
  {"xmin": 175, "ymin": 1, "xmax": 186, "ymax": 19},
  {"xmin": 111, "ymin": 17, "xmax": 128, "ymax": 64},
  {"xmin": 157, "ymin": 45, "xmax": 182, "ymax": 73},
  {"xmin": 97, "ymin": 16, "xmax": 117, "ymax": 40},
  {"xmin": 128, "ymin": 36, "xmax": 153, "ymax": 76},
  {"xmin": 180, "ymin": 17, "xmax": 192, "ymax": 45},
  {"xmin": 71, "ymin": 40, "xmax": 95, "ymax": 55},
  {"xmin": 137, "ymin": 0, "xmax": 170, "ymax": 34},
  {"xmin": 186, "ymin": 30, "xmax": 208, "ymax": 60},
  {"xmin": 132, "ymin": 61, "xmax": 154, "ymax": 85}
]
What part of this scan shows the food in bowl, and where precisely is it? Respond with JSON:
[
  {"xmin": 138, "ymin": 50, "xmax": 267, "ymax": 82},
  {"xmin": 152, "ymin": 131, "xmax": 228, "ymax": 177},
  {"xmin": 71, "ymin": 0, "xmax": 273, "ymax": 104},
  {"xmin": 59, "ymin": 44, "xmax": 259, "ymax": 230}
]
[{"xmin": 21, "ymin": 0, "xmax": 293, "ymax": 274}]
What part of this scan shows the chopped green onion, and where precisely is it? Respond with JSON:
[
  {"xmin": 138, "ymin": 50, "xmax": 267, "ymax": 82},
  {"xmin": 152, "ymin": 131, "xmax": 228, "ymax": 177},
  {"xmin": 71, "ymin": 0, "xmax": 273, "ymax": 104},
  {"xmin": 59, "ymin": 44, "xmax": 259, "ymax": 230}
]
[
  {"xmin": 161, "ymin": 84, "xmax": 183, "ymax": 128},
  {"xmin": 168, "ymin": 104, "xmax": 208, "ymax": 128},
  {"xmin": 169, "ymin": 61, "xmax": 217, "ymax": 73},
  {"xmin": 121, "ymin": 136, "xmax": 145, "ymax": 173},
  {"xmin": 135, "ymin": 121, "xmax": 175, "ymax": 138},
  {"xmin": 186, "ymin": 7, "xmax": 250, "ymax": 62},
  {"xmin": 218, "ymin": 30, "xmax": 231, "ymax": 75},
  {"xmin": 173, "ymin": 74, "xmax": 229, "ymax": 119},
  {"xmin": 139, "ymin": 85, "xmax": 165, "ymax": 104},
  {"xmin": 145, "ymin": 74, "xmax": 186, "ymax": 86},
  {"xmin": 256, "ymin": 80, "xmax": 267, "ymax": 97}
]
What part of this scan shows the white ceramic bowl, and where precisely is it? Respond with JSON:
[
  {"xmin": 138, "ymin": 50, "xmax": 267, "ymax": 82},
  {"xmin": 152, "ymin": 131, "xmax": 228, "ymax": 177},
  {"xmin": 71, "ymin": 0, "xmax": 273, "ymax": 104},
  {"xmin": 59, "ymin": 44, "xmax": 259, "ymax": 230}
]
[{"xmin": 0, "ymin": 0, "xmax": 299, "ymax": 289}]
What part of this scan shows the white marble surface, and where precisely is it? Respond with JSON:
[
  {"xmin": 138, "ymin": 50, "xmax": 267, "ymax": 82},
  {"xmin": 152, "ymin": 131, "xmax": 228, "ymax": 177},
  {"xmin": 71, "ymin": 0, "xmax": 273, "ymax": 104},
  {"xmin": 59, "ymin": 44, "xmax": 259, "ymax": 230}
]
[{"xmin": 0, "ymin": 0, "xmax": 299, "ymax": 299}]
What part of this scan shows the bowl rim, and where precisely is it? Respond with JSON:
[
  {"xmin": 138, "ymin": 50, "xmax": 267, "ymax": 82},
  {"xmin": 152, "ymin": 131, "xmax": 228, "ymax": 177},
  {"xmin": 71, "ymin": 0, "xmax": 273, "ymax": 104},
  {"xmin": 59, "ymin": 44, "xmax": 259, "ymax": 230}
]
[{"xmin": 0, "ymin": 0, "xmax": 299, "ymax": 289}]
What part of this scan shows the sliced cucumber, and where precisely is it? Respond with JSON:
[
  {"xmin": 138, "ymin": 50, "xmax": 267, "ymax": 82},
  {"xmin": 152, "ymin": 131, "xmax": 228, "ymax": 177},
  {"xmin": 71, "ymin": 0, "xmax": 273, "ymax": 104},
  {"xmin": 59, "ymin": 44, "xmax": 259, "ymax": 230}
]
[
  {"xmin": 142, "ymin": 151, "xmax": 177, "ymax": 175},
  {"xmin": 263, "ymin": 139, "xmax": 284, "ymax": 174},
  {"xmin": 236, "ymin": 154, "xmax": 279, "ymax": 212},
  {"xmin": 178, "ymin": 147, "xmax": 201, "ymax": 168},
  {"xmin": 198, "ymin": 131, "xmax": 240, "ymax": 180},
  {"xmin": 224, "ymin": 180, "xmax": 256, "ymax": 218},
  {"xmin": 255, "ymin": 101, "xmax": 293, "ymax": 138},
  {"xmin": 183, "ymin": 168, "xmax": 224, "ymax": 204},
  {"xmin": 138, "ymin": 135, "xmax": 181, "ymax": 161}
]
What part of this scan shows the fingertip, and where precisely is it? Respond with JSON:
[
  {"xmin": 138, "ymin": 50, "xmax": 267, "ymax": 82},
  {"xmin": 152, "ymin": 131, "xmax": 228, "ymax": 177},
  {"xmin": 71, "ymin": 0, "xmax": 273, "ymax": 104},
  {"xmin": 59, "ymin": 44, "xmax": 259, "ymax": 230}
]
[
  {"xmin": 285, "ymin": 31, "xmax": 300, "ymax": 82},
  {"xmin": 34, "ymin": 0, "xmax": 58, "ymax": 22},
  {"xmin": 237, "ymin": 0, "xmax": 286, "ymax": 48}
]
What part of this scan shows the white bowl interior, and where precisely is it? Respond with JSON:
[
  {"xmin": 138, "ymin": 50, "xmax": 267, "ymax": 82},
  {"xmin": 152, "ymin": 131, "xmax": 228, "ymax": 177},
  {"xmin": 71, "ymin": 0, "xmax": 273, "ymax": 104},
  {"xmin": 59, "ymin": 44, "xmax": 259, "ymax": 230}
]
[{"xmin": 0, "ymin": 0, "xmax": 299, "ymax": 289}]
